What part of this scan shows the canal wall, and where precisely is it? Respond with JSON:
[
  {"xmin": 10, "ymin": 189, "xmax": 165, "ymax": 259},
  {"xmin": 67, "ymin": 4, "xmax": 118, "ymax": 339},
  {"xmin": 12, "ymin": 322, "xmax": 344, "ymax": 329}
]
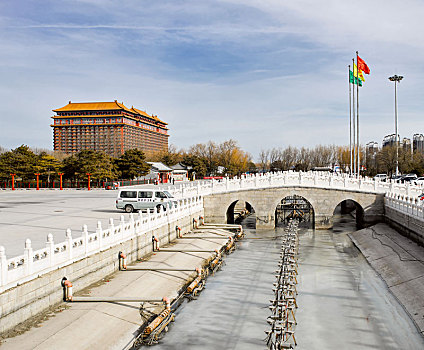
[
  {"xmin": 349, "ymin": 223, "xmax": 424, "ymax": 336},
  {"xmin": 384, "ymin": 193, "xmax": 424, "ymax": 246},
  {"xmin": 0, "ymin": 197, "xmax": 203, "ymax": 335}
]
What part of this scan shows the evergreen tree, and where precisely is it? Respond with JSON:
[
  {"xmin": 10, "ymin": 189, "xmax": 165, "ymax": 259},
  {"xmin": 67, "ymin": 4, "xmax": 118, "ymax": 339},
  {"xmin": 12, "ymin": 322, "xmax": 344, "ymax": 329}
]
[
  {"xmin": 0, "ymin": 145, "xmax": 37, "ymax": 181},
  {"xmin": 182, "ymin": 155, "xmax": 207, "ymax": 178},
  {"xmin": 63, "ymin": 150, "xmax": 117, "ymax": 181},
  {"xmin": 116, "ymin": 149, "xmax": 150, "ymax": 179},
  {"xmin": 34, "ymin": 152, "xmax": 62, "ymax": 183}
]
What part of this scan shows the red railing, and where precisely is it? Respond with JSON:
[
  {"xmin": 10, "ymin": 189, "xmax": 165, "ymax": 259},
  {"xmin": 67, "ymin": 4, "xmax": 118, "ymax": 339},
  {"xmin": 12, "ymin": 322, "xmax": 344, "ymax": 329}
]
[{"xmin": 0, "ymin": 179, "xmax": 153, "ymax": 190}]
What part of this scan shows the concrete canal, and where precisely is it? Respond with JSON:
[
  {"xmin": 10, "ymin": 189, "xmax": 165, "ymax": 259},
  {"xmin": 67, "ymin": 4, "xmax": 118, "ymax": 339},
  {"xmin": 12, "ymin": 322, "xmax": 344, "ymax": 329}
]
[{"xmin": 153, "ymin": 214, "xmax": 424, "ymax": 349}]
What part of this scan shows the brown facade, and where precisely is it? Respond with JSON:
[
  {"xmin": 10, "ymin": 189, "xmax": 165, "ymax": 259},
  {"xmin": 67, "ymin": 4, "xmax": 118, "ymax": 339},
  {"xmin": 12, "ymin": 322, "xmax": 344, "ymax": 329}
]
[{"xmin": 51, "ymin": 100, "xmax": 169, "ymax": 157}]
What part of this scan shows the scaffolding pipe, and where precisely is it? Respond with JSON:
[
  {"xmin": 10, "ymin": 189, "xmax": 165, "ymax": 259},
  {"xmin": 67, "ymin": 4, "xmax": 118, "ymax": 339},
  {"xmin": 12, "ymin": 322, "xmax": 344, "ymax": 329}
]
[
  {"xmin": 69, "ymin": 296, "xmax": 165, "ymax": 302},
  {"xmin": 178, "ymin": 236, "xmax": 229, "ymax": 240},
  {"xmin": 124, "ymin": 267, "xmax": 197, "ymax": 272},
  {"xmin": 156, "ymin": 249, "xmax": 219, "ymax": 253}
]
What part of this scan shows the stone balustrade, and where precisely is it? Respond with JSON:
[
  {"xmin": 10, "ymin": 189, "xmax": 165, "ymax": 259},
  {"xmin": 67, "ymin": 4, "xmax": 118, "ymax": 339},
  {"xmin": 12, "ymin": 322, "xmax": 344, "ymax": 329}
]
[
  {"xmin": 161, "ymin": 171, "xmax": 423, "ymax": 198},
  {"xmin": 385, "ymin": 192, "xmax": 424, "ymax": 222},
  {"xmin": 0, "ymin": 196, "xmax": 203, "ymax": 293}
]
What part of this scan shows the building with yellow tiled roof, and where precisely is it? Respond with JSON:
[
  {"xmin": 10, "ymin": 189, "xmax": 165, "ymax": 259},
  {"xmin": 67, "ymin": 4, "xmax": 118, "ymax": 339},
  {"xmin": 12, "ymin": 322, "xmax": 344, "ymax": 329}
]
[{"xmin": 51, "ymin": 100, "xmax": 169, "ymax": 157}]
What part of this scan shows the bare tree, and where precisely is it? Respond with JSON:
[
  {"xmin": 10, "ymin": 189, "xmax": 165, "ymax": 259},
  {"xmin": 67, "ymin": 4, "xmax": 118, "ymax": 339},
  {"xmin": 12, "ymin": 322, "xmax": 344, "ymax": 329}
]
[{"xmin": 258, "ymin": 149, "xmax": 270, "ymax": 172}]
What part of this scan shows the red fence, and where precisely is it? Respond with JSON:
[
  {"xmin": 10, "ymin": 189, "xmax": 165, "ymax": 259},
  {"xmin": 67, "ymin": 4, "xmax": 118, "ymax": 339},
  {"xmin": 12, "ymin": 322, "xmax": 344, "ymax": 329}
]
[{"xmin": 0, "ymin": 179, "xmax": 153, "ymax": 190}]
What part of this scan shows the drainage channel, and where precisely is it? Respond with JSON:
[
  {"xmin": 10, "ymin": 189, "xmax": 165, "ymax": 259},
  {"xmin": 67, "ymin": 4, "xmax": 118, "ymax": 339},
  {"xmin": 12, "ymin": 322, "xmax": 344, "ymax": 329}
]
[{"xmin": 150, "ymin": 215, "xmax": 424, "ymax": 350}]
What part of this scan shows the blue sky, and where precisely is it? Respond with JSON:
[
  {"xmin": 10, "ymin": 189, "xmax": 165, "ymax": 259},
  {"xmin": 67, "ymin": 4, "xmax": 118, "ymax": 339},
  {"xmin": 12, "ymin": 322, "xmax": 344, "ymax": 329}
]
[{"xmin": 1, "ymin": 0, "xmax": 423, "ymax": 159}]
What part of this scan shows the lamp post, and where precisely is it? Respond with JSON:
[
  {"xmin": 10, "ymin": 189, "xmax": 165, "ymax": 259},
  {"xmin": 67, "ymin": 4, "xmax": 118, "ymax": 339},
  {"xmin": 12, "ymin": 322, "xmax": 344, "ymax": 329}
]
[{"xmin": 388, "ymin": 74, "xmax": 403, "ymax": 177}]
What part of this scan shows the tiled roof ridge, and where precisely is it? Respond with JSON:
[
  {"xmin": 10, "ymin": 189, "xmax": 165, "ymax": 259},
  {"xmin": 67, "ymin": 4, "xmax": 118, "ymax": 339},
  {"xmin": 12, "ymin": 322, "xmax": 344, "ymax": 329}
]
[{"xmin": 53, "ymin": 101, "xmax": 167, "ymax": 124}]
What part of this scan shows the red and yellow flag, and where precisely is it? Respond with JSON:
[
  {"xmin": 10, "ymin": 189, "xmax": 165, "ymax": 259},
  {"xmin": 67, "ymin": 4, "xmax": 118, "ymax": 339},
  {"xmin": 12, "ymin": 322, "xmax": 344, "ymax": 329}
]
[
  {"xmin": 353, "ymin": 63, "xmax": 365, "ymax": 81},
  {"xmin": 357, "ymin": 56, "xmax": 370, "ymax": 74}
]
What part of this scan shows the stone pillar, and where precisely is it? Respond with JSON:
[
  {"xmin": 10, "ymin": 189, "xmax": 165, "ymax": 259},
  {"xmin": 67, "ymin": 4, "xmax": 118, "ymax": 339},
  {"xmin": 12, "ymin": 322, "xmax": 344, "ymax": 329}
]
[
  {"xmin": 255, "ymin": 209, "xmax": 275, "ymax": 230},
  {"xmin": 314, "ymin": 214, "xmax": 333, "ymax": 229}
]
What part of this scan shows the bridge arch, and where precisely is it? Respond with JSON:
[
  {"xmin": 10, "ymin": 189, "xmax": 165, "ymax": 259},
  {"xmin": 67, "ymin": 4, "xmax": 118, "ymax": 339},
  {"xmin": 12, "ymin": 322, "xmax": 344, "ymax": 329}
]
[
  {"xmin": 275, "ymin": 194, "xmax": 315, "ymax": 228},
  {"xmin": 226, "ymin": 200, "xmax": 256, "ymax": 227},
  {"xmin": 333, "ymin": 198, "xmax": 365, "ymax": 229}
]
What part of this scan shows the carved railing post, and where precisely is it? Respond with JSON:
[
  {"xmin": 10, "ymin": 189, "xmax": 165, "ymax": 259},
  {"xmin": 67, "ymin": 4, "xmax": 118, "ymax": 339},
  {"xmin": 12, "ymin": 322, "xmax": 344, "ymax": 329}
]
[
  {"xmin": 66, "ymin": 229, "xmax": 73, "ymax": 260},
  {"xmin": 24, "ymin": 239, "xmax": 33, "ymax": 275},
  {"xmin": 0, "ymin": 246, "xmax": 7, "ymax": 287},
  {"xmin": 47, "ymin": 233, "xmax": 55, "ymax": 268}
]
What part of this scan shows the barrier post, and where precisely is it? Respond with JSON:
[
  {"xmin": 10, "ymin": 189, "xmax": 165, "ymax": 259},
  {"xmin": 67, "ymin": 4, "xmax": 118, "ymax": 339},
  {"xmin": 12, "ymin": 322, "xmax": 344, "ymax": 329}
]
[
  {"xmin": 58, "ymin": 173, "xmax": 64, "ymax": 190},
  {"xmin": 86, "ymin": 173, "xmax": 91, "ymax": 191},
  {"xmin": 35, "ymin": 173, "xmax": 40, "ymax": 190},
  {"xmin": 10, "ymin": 173, "xmax": 16, "ymax": 191}
]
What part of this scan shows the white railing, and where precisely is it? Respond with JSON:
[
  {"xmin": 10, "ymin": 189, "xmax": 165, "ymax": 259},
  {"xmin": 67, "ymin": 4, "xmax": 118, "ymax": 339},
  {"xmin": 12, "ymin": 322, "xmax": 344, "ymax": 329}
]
[
  {"xmin": 160, "ymin": 171, "xmax": 423, "ymax": 198},
  {"xmin": 0, "ymin": 196, "xmax": 203, "ymax": 293},
  {"xmin": 385, "ymin": 192, "xmax": 424, "ymax": 222}
]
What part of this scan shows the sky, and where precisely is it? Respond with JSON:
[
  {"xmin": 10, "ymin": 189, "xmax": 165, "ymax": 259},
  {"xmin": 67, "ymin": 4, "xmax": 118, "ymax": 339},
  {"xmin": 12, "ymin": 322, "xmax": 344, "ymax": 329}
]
[{"xmin": 0, "ymin": 0, "xmax": 423, "ymax": 159}]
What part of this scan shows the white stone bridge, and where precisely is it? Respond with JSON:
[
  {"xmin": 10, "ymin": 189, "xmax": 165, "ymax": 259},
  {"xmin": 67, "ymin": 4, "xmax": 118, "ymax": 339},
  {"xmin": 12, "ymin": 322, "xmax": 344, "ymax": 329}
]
[{"xmin": 161, "ymin": 171, "xmax": 424, "ymax": 230}]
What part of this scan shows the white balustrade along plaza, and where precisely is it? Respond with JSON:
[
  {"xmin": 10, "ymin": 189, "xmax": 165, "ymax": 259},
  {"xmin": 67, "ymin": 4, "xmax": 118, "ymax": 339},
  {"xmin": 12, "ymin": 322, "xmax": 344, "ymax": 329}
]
[
  {"xmin": 385, "ymin": 192, "xmax": 424, "ymax": 221},
  {"xmin": 160, "ymin": 171, "xmax": 424, "ymax": 223},
  {"xmin": 0, "ymin": 196, "xmax": 203, "ymax": 293}
]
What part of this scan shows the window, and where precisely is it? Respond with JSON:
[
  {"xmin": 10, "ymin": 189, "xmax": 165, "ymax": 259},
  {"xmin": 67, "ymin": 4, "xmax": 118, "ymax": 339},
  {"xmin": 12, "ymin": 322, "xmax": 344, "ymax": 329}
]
[
  {"xmin": 120, "ymin": 191, "xmax": 137, "ymax": 198},
  {"xmin": 138, "ymin": 191, "xmax": 153, "ymax": 198},
  {"xmin": 155, "ymin": 191, "xmax": 167, "ymax": 199}
]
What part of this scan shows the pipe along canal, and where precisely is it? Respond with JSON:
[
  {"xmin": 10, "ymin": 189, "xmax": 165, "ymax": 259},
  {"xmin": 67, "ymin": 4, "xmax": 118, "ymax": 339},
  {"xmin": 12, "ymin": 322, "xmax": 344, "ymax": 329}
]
[{"xmin": 147, "ymin": 212, "xmax": 424, "ymax": 349}]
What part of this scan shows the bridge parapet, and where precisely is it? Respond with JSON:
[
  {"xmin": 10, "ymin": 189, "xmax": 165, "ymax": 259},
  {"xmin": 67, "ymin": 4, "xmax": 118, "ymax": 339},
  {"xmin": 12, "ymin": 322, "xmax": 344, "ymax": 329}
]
[
  {"xmin": 385, "ymin": 192, "xmax": 424, "ymax": 244},
  {"xmin": 161, "ymin": 171, "xmax": 423, "ymax": 198},
  {"xmin": 385, "ymin": 192, "xmax": 424, "ymax": 219},
  {"xmin": 0, "ymin": 196, "xmax": 203, "ymax": 294}
]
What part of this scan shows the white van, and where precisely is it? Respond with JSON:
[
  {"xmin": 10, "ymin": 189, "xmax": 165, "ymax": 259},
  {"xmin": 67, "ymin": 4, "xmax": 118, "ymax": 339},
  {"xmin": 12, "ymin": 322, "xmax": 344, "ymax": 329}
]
[
  {"xmin": 373, "ymin": 174, "xmax": 387, "ymax": 181},
  {"xmin": 116, "ymin": 188, "xmax": 177, "ymax": 213}
]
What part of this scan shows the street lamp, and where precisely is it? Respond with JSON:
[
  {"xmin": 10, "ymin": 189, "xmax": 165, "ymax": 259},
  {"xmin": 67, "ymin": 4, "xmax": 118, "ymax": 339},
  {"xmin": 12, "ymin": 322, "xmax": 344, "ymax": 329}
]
[{"xmin": 388, "ymin": 74, "xmax": 403, "ymax": 177}]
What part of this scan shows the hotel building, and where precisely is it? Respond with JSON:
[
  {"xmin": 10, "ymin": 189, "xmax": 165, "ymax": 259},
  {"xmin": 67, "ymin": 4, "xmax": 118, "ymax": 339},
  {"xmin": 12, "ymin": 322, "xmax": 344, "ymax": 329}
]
[{"xmin": 51, "ymin": 100, "xmax": 169, "ymax": 157}]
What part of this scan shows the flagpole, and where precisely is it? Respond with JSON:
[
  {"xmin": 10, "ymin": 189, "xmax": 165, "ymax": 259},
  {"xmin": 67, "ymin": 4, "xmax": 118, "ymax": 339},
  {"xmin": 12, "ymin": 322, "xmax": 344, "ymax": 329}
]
[
  {"xmin": 356, "ymin": 51, "xmax": 360, "ymax": 178},
  {"xmin": 348, "ymin": 65, "xmax": 352, "ymax": 175},
  {"xmin": 352, "ymin": 58, "xmax": 356, "ymax": 176}
]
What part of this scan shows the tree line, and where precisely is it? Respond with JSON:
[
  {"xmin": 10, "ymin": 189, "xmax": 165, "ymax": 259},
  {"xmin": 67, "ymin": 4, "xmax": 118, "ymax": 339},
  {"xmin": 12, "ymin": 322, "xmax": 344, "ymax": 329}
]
[
  {"xmin": 0, "ymin": 139, "xmax": 254, "ymax": 183},
  {"xmin": 147, "ymin": 140, "xmax": 255, "ymax": 178},
  {"xmin": 1, "ymin": 142, "xmax": 423, "ymax": 183},
  {"xmin": 0, "ymin": 146, "xmax": 150, "ymax": 182},
  {"xmin": 258, "ymin": 145, "xmax": 424, "ymax": 176}
]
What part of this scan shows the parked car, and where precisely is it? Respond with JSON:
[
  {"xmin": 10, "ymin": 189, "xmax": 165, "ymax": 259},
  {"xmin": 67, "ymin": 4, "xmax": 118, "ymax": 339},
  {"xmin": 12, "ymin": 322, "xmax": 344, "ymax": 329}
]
[
  {"xmin": 390, "ymin": 175, "xmax": 402, "ymax": 183},
  {"xmin": 413, "ymin": 177, "xmax": 424, "ymax": 185},
  {"xmin": 116, "ymin": 188, "xmax": 177, "ymax": 213},
  {"xmin": 373, "ymin": 174, "xmax": 387, "ymax": 181},
  {"xmin": 400, "ymin": 174, "xmax": 418, "ymax": 183}
]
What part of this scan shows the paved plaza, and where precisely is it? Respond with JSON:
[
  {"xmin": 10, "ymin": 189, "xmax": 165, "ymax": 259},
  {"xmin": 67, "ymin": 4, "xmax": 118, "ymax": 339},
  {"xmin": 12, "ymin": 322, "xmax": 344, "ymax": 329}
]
[{"xmin": 0, "ymin": 189, "xmax": 126, "ymax": 257}]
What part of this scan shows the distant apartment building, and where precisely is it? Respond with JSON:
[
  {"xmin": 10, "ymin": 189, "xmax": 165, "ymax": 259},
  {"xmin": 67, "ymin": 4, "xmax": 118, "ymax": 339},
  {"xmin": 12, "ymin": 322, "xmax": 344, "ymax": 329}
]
[
  {"xmin": 366, "ymin": 141, "xmax": 379, "ymax": 154},
  {"xmin": 382, "ymin": 134, "xmax": 397, "ymax": 148},
  {"xmin": 413, "ymin": 133, "xmax": 424, "ymax": 153},
  {"xmin": 402, "ymin": 137, "xmax": 411, "ymax": 153},
  {"xmin": 51, "ymin": 100, "xmax": 169, "ymax": 157}
]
